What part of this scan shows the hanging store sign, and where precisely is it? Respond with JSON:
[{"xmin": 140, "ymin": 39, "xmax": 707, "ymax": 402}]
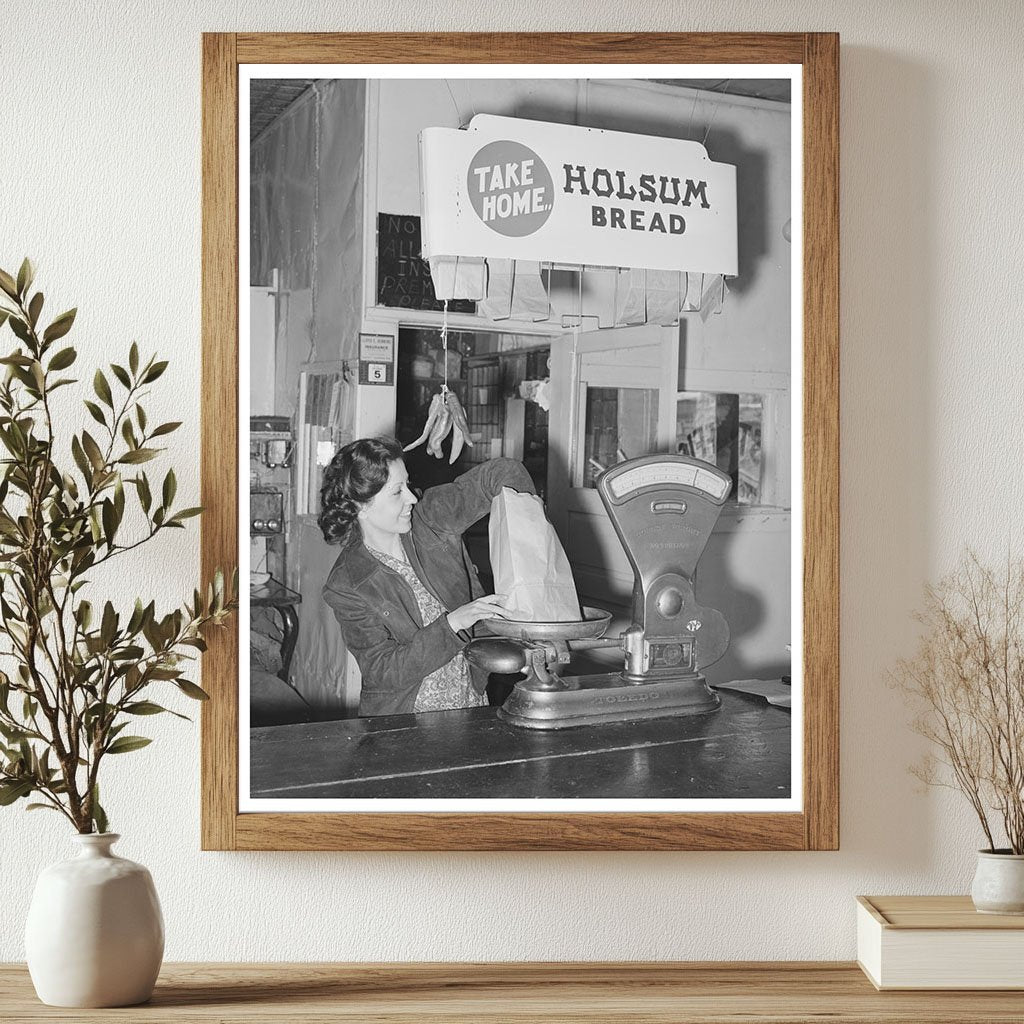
[{"xmin": 420, "ymin": 114, "xmax": 737, "ymax": 276}]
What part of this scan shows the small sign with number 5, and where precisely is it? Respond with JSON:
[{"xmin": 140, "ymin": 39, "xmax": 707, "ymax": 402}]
[{"xmin": 358, "ymin": 334, "xmax": 394, "ymax": 386}]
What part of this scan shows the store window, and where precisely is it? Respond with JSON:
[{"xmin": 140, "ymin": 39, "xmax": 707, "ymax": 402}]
[
  {"xmin": 676, "ymin": 392, "xmax": 764, "ymax": 504},
  {"xmin": 575, "ymin": 385, "xmax": 766, "ymax": 505},
  {"xmin": 581, "ymin": 387, "xmax": 659, "ymax": 488}
]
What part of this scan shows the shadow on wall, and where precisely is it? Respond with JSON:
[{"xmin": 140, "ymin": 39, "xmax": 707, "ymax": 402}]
[
  {"xmin": 838, "ymin": 47, "xmax": 936, "ymax": 866},
  {"xmin": 700, "ymin": 546, "xmax": 786, "ymax": 686},
  {"xmin": 708, "ymin": 127, "xmax": 770, "ymax": 299}
]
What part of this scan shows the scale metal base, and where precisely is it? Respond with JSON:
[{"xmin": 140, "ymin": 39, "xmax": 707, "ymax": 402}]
[{"xmin": 497, "ymin": 672, "xmax": 721, "ymax": 730}]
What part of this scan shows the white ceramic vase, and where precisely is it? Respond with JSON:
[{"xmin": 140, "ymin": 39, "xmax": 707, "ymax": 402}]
[
  {"xmin": 25, "ymin": 833, "xmax": 164, "ymax": 1007},
  {"xmin": 970, "ymin": 850, "xmax": 1024, "ymax": 915}
]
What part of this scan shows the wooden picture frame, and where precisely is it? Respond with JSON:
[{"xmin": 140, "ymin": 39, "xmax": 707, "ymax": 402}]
[{"xmin": 201, "ymin": 32, "xmax": 838, "ymax": 851}]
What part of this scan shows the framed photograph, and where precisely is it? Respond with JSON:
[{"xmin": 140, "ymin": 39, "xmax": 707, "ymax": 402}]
[{"xmin": 201, "ymin": 33, "xmax": 838, "ymax": 850}]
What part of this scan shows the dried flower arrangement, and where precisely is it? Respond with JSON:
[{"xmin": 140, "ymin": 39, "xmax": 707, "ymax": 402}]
[{"xmin": 894, "ymin": 551, "xmax": 1024, "ymax": 854}]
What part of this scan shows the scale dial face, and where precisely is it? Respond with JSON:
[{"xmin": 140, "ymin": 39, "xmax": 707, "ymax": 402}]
[{"xmin": 606, "ymin": 460, "xmax": 730, "ymax": 503}]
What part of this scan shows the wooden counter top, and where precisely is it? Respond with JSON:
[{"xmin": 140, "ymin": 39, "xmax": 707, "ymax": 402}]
[
  {"xmin": 249, "ymin": 689, "xmax": 791, "ymax": 800},
  {"xmin": 3, "ymin": 962, "xmax": 1024, "ymax": 1022}
]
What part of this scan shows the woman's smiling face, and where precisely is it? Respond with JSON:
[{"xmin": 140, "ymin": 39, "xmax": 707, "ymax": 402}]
[{"xmin": 358, "ymin": 459, "xmax": 418, "ymax": 541}]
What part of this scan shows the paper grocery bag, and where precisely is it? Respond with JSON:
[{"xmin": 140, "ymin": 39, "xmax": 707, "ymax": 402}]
[{"xmin": 489, "ymin": 487, "xmax": 582, "ymax": 622}]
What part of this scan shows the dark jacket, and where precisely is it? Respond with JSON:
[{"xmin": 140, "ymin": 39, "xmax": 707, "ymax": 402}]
[{"xmin": 323, "ymin": 458, "xmax": 536, "ymax": 716}]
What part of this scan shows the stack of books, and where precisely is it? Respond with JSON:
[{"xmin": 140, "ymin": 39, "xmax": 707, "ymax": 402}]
[{"xmin": 857, "ymin": 895, "xmax": 1024, "ymax": 989}]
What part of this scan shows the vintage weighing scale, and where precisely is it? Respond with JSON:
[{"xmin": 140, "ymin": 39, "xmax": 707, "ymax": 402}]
[{"xmin": 467, "ymin": 453, "xmax": 734, "ymax": 729}]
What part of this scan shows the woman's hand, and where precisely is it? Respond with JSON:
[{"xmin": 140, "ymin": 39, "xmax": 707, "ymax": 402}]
[{"xmin": 447, "ymin": 594, "xmax": 521, "ymax": 633}]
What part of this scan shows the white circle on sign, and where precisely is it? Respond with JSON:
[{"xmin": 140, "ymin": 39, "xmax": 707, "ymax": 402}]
[{"xmin": 468, "ymin": 141, "xmax": 554, "ymax": 237}]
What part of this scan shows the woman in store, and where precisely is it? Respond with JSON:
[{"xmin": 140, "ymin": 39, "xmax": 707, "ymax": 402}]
[{"xmin": 319, "ymin": 437, "xmax": 533, "ymax": 716}]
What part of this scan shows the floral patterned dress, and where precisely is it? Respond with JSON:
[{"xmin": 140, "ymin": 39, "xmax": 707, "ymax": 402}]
[{"xmin": 366, "ymin": 547, "xmax": 486, "ymax": 713}]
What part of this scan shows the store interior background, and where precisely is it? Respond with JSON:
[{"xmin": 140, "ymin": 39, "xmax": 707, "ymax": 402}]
[
  {"xmin": 248, "ymin": 75, "xmax": 792, "ymax": 718},
  {"xmin": 3, "ymin": 1, "xmax": 1023, "ymax": 962}
]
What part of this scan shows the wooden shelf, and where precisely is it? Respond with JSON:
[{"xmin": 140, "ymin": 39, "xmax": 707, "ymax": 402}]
[{"xmin": 3, "ymin": 962, "xmax": 1024, "ymax": 1022}]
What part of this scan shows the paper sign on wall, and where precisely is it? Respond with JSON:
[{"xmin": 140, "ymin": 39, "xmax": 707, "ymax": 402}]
[{"xmin": 358, "ymin": 334, "xmax": 394, "ymax": 386}]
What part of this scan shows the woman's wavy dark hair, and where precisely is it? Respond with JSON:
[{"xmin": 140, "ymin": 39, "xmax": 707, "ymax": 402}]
[{"xmin": 318, "ymin": 436, "xmax": 405, "ymax": 544}]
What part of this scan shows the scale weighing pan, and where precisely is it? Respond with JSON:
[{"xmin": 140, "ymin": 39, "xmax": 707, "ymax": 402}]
[{"xmin": 480, "ymin": 606, "xmax": 612, "ymax": 641}]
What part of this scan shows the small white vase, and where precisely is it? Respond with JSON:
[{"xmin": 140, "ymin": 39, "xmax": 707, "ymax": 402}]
[
  {"xmin": 25, "ymin": 833, "xmax": 164, "ymax": 1007},
  {"xmin": 971, "ymin": 849, "xmax": 1024, "ymax": 915}
]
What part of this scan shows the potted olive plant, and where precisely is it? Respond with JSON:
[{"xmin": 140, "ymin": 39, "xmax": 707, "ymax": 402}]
[
  {"xmin": 0, "ymin": 260, "xmax": 235, "ymax": 1005},
  {"xmin": 895, "ymin": 551, "xmax": 1024, "ymax": 913}
]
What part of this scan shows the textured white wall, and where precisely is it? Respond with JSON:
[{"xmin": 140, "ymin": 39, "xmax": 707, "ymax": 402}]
[{"xmin": 2, "ymin": 1, "xmax": 1023, "ymax": 962}]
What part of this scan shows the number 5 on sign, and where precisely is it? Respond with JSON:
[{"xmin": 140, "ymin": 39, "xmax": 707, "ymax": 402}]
[{"xmin": 358, "ymin": 334, "xmax": 394, "ymax": 386}]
